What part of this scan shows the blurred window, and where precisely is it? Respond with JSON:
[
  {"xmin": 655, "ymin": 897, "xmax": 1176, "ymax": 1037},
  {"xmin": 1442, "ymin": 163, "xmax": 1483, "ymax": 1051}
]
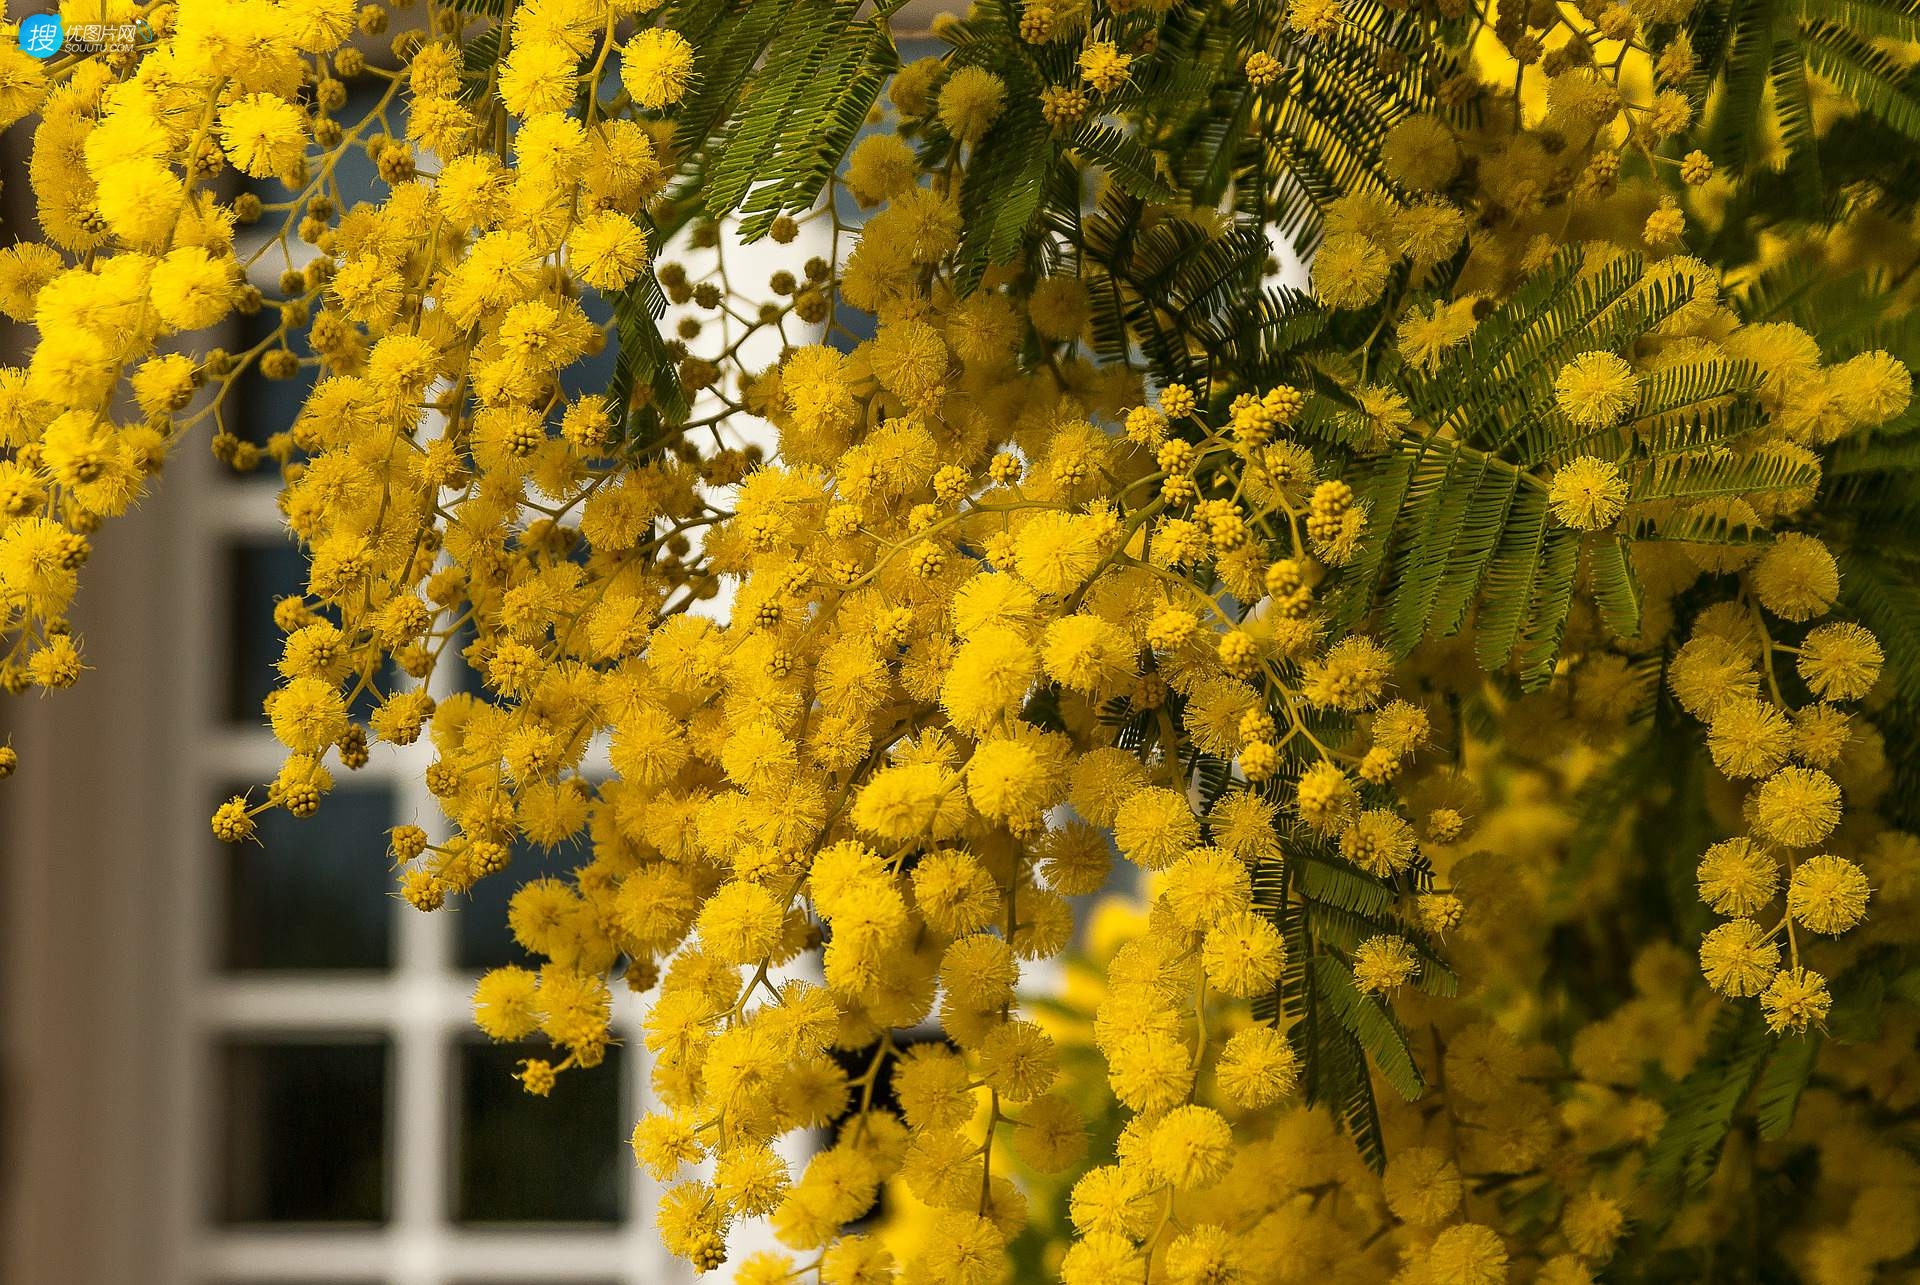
[
  {"xmin": 179, "ymin": 45, "xmax": 895, "ymax": 1278},
  {"xmin": 186, "ymin": 84, "xmax": 678, "ymax": 1285}
]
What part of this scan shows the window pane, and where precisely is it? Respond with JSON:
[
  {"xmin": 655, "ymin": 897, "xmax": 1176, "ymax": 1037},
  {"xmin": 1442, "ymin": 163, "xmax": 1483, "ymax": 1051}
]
[
  {"xmin": 452, "ymin": 1040, "xmax": 624, "ymax": 1225},
  {"xmin": 226, "ymin": 541, "xmax": 394, "ymax": 727},
  {"xmin": 219, "ymin": 784, "xmax": 396, "ymax": 971},
  {"xmin": 453, "ymin": 839, "xmax": 576, "ymax": 971},
  {"xmin": 559, "ymin": 288, "xmax": 618, "ymax": 403},
  {"xmin": 222, "ymin": 304, "xmax": 316, "ymax": 450},
  {"xmin": 224, "ymin": 79, "xmax": 401, "ymax": 457},
  {"xmin": 217, "ymin": 1038, "xmax": 390, "ymax": 1224},
  {"xmin": 227, "ymin": 540, "xmax": 307, "ymax": 726}
]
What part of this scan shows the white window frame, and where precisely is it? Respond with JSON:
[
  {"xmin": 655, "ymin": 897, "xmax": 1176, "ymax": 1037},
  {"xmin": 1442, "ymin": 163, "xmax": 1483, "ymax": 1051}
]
[
  {"xmin": 0, "ymin": 31, "xmax": 963, "ymax": 1269},
  {"xmin": 161, "ymin": 438, "xmax": 691, "ymax": 1285},
  {"xmin": 0, "ymin": 306, "xmax": 683, "ymax": 1285}
]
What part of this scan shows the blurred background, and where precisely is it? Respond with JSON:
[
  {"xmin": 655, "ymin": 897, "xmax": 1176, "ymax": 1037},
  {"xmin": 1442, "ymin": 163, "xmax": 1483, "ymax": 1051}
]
[
  {"xmin": 0, "ymin": 10, "xmax": 933, "ymax": 1282},
  {"xmin": 0, "ymin": 71, "xmax": 694, "ymax": 1280},
  {"xmin": 0, "ymin": 5, "xmax": 1296, "ymax": 1280}
]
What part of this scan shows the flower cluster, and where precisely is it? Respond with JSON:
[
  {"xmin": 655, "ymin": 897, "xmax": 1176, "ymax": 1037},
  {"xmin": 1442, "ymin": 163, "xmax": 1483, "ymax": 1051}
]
[
  {"xmin": 1676, "ymin": 573, "xmax": 1883, "ymax": 1029},
  {"xmin": 4, "ymin": 0, "xmax": 1920, "ymax": 1279}
]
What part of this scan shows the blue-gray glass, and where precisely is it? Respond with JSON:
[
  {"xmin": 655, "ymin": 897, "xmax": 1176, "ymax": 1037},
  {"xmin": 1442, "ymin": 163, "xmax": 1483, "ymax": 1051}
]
[
  {"xmin": 823, "ymin": 37, "xmax": 947, "ymax": 350},
  {"xmin": 453, "ymin": 838, "xmax": 579, "ymax": 971},
  {"xmin": 447, "ymin": 621, "xmax": 492, "ymax": 699},
  {"xmin": 227, "ymin": 79, "xmax": 392, "ymax": 453},
  {"xmin": 226, "ymin": 541, "xmax": 394, "ymax": 726},
  {"xmin": 829, "ymin": 34, "xmax": 944, "ymax": 229},
  {"xmin": 224, "ymin": 302, "xmax": 316, "ymax": 449},
  {"xmin": 227, "ymin": 540, "xmax": 306, "ymax": 726},
  {"xmin": 219, "ymin": 783, "xmax": 396, "ymax": 971},
  {"xmin": 315, "ymin": 82, "xmax": 391, "ymax": 203},
  {"xmin": 560, "ymin": 286, "xmax": 618, "ymax": 403},
  {"xmin": 452, "ymin": 1040, "xmax": 625, "ymax": 1225},
  {"xmin": 217, "ymin": 1039, "xmax": 391, "ymax": 1224}
]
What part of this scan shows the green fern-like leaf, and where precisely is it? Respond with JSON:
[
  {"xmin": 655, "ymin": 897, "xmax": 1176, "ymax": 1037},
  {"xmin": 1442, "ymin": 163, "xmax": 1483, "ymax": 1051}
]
[
  {"xmin": 1629, "ymin": 442, "xmax": 1824, "ymax": 501},
  {"xmin": 697, "ymin": 6, "xmax": 896, "ymax": 238},
  {"xmin": 1310, "ymin": 955, "xmax": 1426, "ymax": 1101},
  {"xmin": 1792, "ymin": 0, "xmax": 1920, "ymax": 41},
  {"xmin": 1587, "ymin": 535, "xmax": 1644, "ymax": 642},
  {"xmin": 954, "ymin": 66, "xmax": 1054, "ymax": 290},
  {"xmin": 606, "ymin": 267, "xmax": 689, "ymax": 446},
  {"xmin": 1511, "ymin": 526, "xmax": 1582, "ymax": 686},
  {"xmin": 1755, "ymin": 1032, "xmax": 1820, "ymax": 1140},
  {"xmin": 668, "ymin": 0, "xmax": 798, "ymax": 158},
  {"xmin": 1473, "ymin": 487, "xmax": 1555, "ymax": 673},
  {"xmin": 1622, "ymin": 500, "xmax": 1771, "ymax": 545},
  {"xmin": 458, "ymin": 23, "xmax": 506, "ymax": 105},
  {"xmin": 1379, "ymin": 447, "xmax": 1490, "ymax": 651},
  {"xmin": 1068, "ymin": 122, "xmax": 1177, "ymax": 201},
  {"xmin": 1801, "ymin": 22, "xmax": 1920, "ymax": 143},
  {"xmin": 1644, "ymin": 1006, "xmax": 1771, "ymax": 1201},
  {"xmin": 1699, "ymin": 0, "xmax": 1786, "ymax": 180}
]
